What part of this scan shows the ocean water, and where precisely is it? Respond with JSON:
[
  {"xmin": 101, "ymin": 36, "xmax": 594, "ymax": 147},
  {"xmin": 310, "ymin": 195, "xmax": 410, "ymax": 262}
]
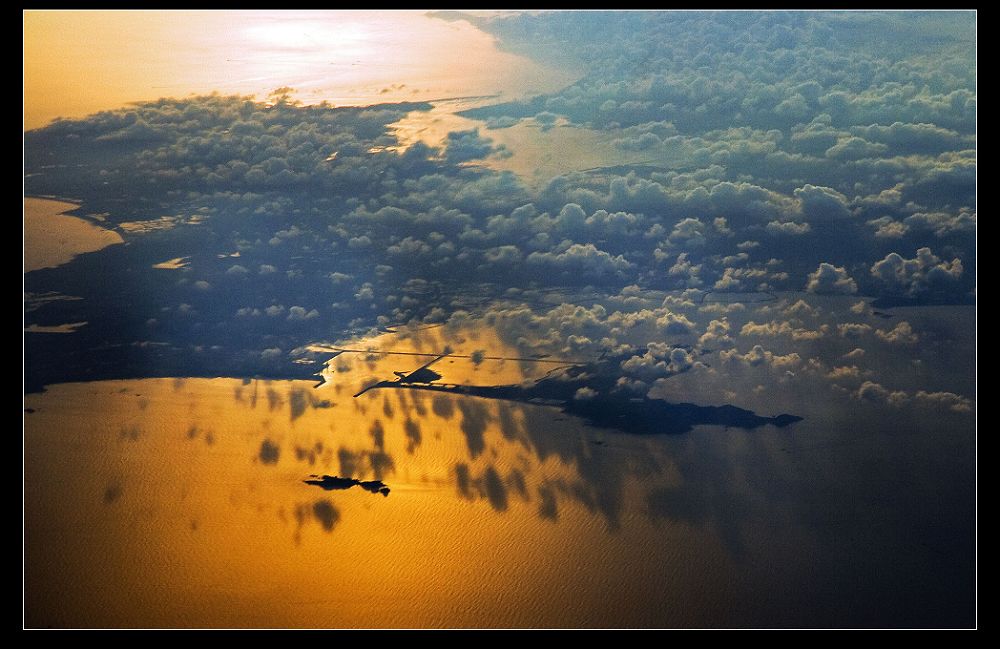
[{"xmin": 24, "ymin": 321, "xmax": 974, "ymax": 628}]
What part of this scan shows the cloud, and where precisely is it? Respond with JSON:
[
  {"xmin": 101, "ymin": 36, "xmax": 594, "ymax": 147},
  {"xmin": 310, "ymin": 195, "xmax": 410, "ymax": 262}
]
[
  {"xmin": 825, "ymin": 136, "xmax": 887, "ymax": 160},
  {"xmin": 698, "ymin": 318, "xmax": 734, "ymax": 349},
  {"xmin": 261, "ymin": 347, "xmax": 283, "ymax": 360},
  {"xmin": 855, "ymin": 381, "xmax": 908, "ymax": 406},
  {"xmin": 721, "ymin": 344, "xmax": 801, "ymax": 369},
  {"xmin": 784, "ymin": 299, "xmax": 818, "ymax": 318},
  {"xmin": 794, "ymin": 184, "xmax": 852, "ymax": 221},
  {"xmin": 667, "ymin": 253, "xmax": 703, "ymax": 288},
  {"xmin": 805, "ymin": 263, "xmax": 857, "ymax": 294},
  {"xmin": 913, "ymin": 390, "xmax": 972, "ymax": 413},
  {"xmin": 526, "ymin": 242, "xmax": 633, "ymax": 278},
  {"xmin": 827, "ymin": 365, "xmax": 863, "ymax": 381},
  {"xmin": 740, "ymin": 320, "xmax": 828, "ymax": 340},
  {"xmin": 875, "ymin": 321, "xmax": 918, "ymax": 344},
  {"xmin": 287, "ymin": 306, "xmax": 320, "ymax": 321},
  {"xmin": 22, "ymin": 13, "xmax": 976, "ymax": 404},
  {"xmin": 867, "ymin": 217, "xmax": 908, "ymax": 239},
  {"xmin": 621, "ymin": 342, "xmax": 696, "ymax": 380},
  {"xmin": 854, "ymin": 382, "xmax": 972, "ymax": 413},
  {"xmin": 444, "ymin": 128, "xmax": 508, "ymax": 163},
  {"xmin": 903, "ymin": 210, "xmax": 975, "ymax": 238},
  {"xmin": 766, "ymin": 220, "xmax": 811, "ymax": 235},
  {"xmin": 870, "ymin": 248, "xmax": 963, "ymax": 297}
]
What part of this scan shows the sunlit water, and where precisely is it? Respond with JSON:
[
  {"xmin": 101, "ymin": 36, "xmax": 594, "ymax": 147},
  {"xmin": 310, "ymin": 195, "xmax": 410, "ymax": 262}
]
[
  {"xmin": 24, "ymin": 320, "xmax": 974, "ymax": 627},
  {"xmin": 23, "ymin": 197, "xmax": 123, "ymax": 273},
  {"xmin": 24, "ymin": 11, "xmax": 576, "ymax": 131}
]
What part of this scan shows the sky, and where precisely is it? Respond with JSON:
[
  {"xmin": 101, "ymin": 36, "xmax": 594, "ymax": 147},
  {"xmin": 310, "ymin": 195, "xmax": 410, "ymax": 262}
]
[{"xmin": 23, "ymin": 10, "xmax": 976, "ymax": 628}]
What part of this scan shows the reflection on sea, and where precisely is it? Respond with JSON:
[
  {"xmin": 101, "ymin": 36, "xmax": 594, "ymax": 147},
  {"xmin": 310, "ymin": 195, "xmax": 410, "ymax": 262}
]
[
  {"xmin": 24, "ymin": 11, "xmax": 576, "ymax": 131},
  {"xmin": 24, "ymin": 197, "xmax": 124, "ymax": 272},
  {"xmin": 25, "ymin": 319, "xmax": 972, "ymax": 627}
]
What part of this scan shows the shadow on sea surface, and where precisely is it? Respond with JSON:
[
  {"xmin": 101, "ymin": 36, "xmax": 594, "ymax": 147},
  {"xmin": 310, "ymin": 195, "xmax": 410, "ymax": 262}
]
[
  {"xmin": 305, "ymin": 323, "xmax": 805, "ymax": 535},
  {"xmin": 304, "ymin": 474, "xmax": 391, "ymax": 496},
  {"xmin": 350, "ymin": 349, "xmax": 801, "ymax": 436}
]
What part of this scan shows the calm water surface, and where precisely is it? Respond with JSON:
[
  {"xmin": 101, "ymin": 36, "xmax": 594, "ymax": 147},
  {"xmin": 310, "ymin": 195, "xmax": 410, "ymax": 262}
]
[{"xmin": 24, "ymin": 322, "xmax": 974, "ymax": 627}]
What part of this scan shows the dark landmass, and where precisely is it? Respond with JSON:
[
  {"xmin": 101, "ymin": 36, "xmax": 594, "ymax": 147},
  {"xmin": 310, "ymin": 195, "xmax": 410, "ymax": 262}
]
[
  {"xmin": 304, "ymin": 474, "xmax": 391, "ymax": 497},
  {"xmin": 357, "ymin": 352, "xmax": 801, "ymax": 436}
]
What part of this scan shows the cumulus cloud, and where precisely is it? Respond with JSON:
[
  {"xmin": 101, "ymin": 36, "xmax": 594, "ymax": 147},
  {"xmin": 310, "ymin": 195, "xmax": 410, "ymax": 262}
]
[
  {"xmin": 827, "ymin": 365, "xmax": 863, "ymax": 381},
  {"xmin": 444, "ymin": 129, "xmax": 509, "ymax": 163},
  {"xmin": 621, "ymin": 342, "xmax": 696, "ymax": 380},
  {"xmin": 854, "ymin": 382, "xmax": 972, "ymax": 413},
  {"xmin": 913, "ymin": 390, "xmax": 972, "ymax": 413},
  {"xmin": 721, "ymin": 344, "xmax": 801, "ymax": 369},
  {"xmin": 837, "ymin": 323, "xmax": 872, "ymax": 338},
  {"xmin": 766, "ymin": 220, "xmax": 811, "ymax": 235},
  {"xmin": 784, "ymin": 299, "xmax": 818, "ymax": 318},
  {"xmin": 740, "ymin": 320, "xmax": 828, "ymax": 340},
  {"xmin": 805, "ymin": 263, "xmax": 857, "ymax": 294},
  {"xmin": 698, "ymin": 318, "xmax": 734, "ymax": 349},
  {"xmin": 794, "ymin": 184, "xmax": 852, "ymax": 221},
  {"xmin": 287, "ymin": 306, "xmax": 320, "ymax": 321},
  {"xmin": 875, "ymin": 321, "xmax": 918, "ymax": 344},
  {"xmin": 855, "ymin": 381, "xmax": 909, "ymax": 406},
  {"xmin": 526, "ymin": 242, "xmax": 633, "ymax": 278},
  {"xmin": 22, "ymin": 12, "xmax": 975, "ymax": 402},
  {"xmin": 870, "ymin": 248, "xmax": 964, "ymax": 297}
]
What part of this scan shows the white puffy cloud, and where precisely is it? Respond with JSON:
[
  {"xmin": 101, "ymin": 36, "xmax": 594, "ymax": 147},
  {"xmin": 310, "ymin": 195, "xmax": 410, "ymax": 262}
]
[
  {"xmin": 721, "ymin": 344, "xmax": 801, "ymax": 369},
  {"xmin": 444, "ymin": 128, "xmax": 508, "ymax": 163},
  {"xmin": 903, "ymin": 210, "xmax": 975, "ymax": 238},
  {"xmin": 824, "ymin": 136, "xmax": 887, "ymax": 160},
  {"xmin": 875, "ymin": 321, "xmax": 918, "ymax": 344},
  {"xmin": 913, "ymin": 390, "xmax": 972, "ymax": 413},
  {"xmin": 794, "ymin": 184, "xmax": 852, "ymax": 221},
  {"xmin": 805, "ymin": 263, "xmax": 857, "ymax": 294},
  {"xmin": 837, "ymin": 323, "xmax": 872, "ymax": 338},
  {"xmin": 766, "ymin": 220, "xmax": 811, "ymax": 235},
  {"xmin": 740, "ymin": 320, "xmax": 828, "ymax": 340},
  {"xmin": 669, "ymin": 217, "xmax": 707, "ymax": 248},
  {"xmin": 867, "ymin": 217, "xmax": 908, "ymax": 239},
  {"xmin": 870, "ymin": 247, "xmax": 963, "ymax": 296},
  {"xmin": 784, "ymin": 299, "xmax": 818, "ymax": 318},
  {"xmin": 287, "ymin": 306, "xmax": 320, "ymax": 321},
  {"xmin": 526, "ymin": 242, "xmax": 633, "ymax": 278},
  {"xmin": 621, "ymin": 342, "xmax": 696, "ymax": 380},
  {"xmin": 855, "ymin": 381, "xmax": 908, "ymax": 406},
  {"xmin": 854, "ymin": 382, "xmax": 972, "ymax": 413},
  {"xmin": 260, "ymin": 347, "xmax": 283, "ymax": 360},
  {"xmin": 827, "ymin": 365, "xmax": 863, "ymax": 381},
  {"xmin": 698, "ymin": 318, "xmax": 734, "ymax": 349}
]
